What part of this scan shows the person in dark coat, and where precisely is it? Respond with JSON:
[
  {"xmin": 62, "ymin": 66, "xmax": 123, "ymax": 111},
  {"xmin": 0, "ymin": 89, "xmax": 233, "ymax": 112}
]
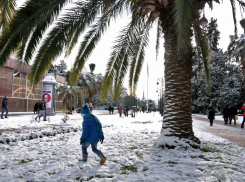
[
  {"xmin": 35, "ymin": 100, "xmax": 46, "ymax": 121},
  {"xmin": 223, "ymin": 105, "xmax": 230, "ymax": 125},
  {"xmin": 1, "ymin": 96, "xmax": 9, "ymax": 119},
  {"xmin": 111, "ymin": 106, "xmax": 114, "ymax": 114},
  {"xmin": 208, "ymin": 105, "xmax": 215, "ymax": 126},
  {"xmin": 229, "ymin": 104, "xmax": 237, "ymax": 125},
  {"xmin": 79, "ymin": 105, "xmax": 106, "ymax": 165},
  {"xmin": 108, "ymin": 105, "xmax": 112, "ymax": 114},
  {"xmin": 39, "ymin": 101, "xmax": 47, "ymax": 121},
  {"xmin": 33, "ymin": 103, "xmax": 38, "ymax": 114},
  {"xmin": 124, "ymin": 105, "xmax": 129, "ymax": 117}
]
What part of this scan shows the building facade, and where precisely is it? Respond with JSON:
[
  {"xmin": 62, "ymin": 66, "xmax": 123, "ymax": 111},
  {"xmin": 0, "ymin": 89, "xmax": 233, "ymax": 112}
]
[{"xmin": 0, "ymin": 58, "xmax": 65, "ymax": 112}]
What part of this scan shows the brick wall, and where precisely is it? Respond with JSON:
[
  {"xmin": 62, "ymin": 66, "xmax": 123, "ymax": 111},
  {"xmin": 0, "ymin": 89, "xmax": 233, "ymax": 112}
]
[
  {"xmin": 0, "ymin": 96, "xmax": 65, "ymax": 112},
  {"xmin": 0, "ymin": 67, "xmax": 13, "ymax": 97}
]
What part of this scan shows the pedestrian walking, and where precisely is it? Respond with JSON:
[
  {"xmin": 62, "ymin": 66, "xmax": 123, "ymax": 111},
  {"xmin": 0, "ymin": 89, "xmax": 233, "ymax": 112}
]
[
  {"xmin": 108, "ymin": 105, "xmax": 112, "ymax": 114},
  {"xmin": 33, "ymin": 103, "xmax": 38, "ymax": 114},
  {"xmin": 35, "ymin": 100, "xmax": 46, "ymax": 122},
  {"xmin": 79, "ymin": 105, "xmax": 106, "ymax": 165},
  {"xmin": 124, "ymin": 105, "xmax": 129, "ymax": 117},
  {"xmin": 111, "ymin": 106, "xmax": 114, "ymax": 114},
  {"xmin": 118, "ymin": 107, "xmax": 122, "ymax": 117},
  {"xmin": 241, "ymin": 103, "xmax": 245, "ymax": 129},
  {"xmin": 142, "ymin": 106, "xmax": 145, "ymax": 113},
  {"xmin": 229, "ymin": 103, "xmax": 237, "ymax": 125},
  {"xmin": 208, "ymin": 104, "xmax": 215, "ymax": 126},
  {"xmin": 223, "ymin": 105, "xmax": 230, "ymax": 125},
  {"xmin": 39, "ymin": 101, "xmax": 47, "ymax": 121},
  {"xmin": 88, "ymin": 103, "xmax": 93, "ymax": 113},
  {"xmin": 1, "ymin": 96, "xmax": 9, "ymax": 119}
]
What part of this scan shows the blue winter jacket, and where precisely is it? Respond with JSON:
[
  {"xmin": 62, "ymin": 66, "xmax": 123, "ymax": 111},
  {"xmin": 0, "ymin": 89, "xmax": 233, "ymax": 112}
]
[{"xmin": 80, "ymin": 114, "xmax": 104, "ymax": 143}]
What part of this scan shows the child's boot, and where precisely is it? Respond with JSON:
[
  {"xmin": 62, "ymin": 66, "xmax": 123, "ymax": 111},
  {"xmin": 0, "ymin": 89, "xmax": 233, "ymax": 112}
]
[
  {"xmin": 97, "ymin": 151, "xmax": 106, "ymax": 165},
  {"xmin": 78, "ymin": 154, "xmax": 88, "ymax": 162}
]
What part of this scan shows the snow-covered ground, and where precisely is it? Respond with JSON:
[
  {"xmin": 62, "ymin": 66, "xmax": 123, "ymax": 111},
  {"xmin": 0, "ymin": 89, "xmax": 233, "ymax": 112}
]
[
  {"xmin": 193, "ymin": 113, "xmax": 244, "ymax": 123},
  {"xmin": 0, "ymin": 112, "xmax": 245, "ymax": 181},
  {"xmin": 0, "ymin": 114, "xmax": 67, "ymax": 130}
]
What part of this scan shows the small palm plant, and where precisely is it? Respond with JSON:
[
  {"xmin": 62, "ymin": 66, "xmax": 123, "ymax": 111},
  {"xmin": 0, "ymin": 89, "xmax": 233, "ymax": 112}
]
[{"xmin": 56, "ymin": 85, "xmax": 83, "ymax": 113}]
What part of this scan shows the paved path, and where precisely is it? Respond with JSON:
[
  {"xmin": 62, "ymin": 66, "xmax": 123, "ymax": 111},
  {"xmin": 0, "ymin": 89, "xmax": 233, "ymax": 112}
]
[{"xmin": 193, "ymin": 115, "xmax": 245, "ymax": 148}]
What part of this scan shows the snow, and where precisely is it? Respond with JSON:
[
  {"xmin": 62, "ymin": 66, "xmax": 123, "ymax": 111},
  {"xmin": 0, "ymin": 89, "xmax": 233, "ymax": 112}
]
[{"xmin": 0, "ymin": 111, "xmax": 245, "ymax": 181}]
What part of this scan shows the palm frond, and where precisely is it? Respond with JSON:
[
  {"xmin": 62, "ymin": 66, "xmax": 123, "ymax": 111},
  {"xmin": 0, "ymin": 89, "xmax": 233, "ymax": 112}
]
[
  {"xmin": 100, "ymin": 21, "xmax": 138, "ymax": 102},
  {"xmin": 193, "ymin": 22, "xmax": 210, "ymax": 90},
  {"xmin": 172, "ymin": 0, "xmax": 196, "ymax": 54},
  {"xmin": 230, "ymin": 0, "xmax": 238, "ymax": 36},
  {"xmin": 69, "ymin": 0, "xmax": 126, "ymax": 86},
  {"xmin": 237, "ymin": 0, "xmax": 245, "ymax": 11},
  {"xmin": 129, "ymin": 22, "xmax": 149, "ymax": 95},
  {"xmin": 101, "ymin": 18, "xmax": 149, "ymax": 101},
  {"xmin": 0, "ymin": 0, "xmax": 69, "ymax": 68},
  {"xmin": 113, "ymin": 52, "xmax": 130, "ymax": 100},
  {"xmin": 64, "ymin": 0, "xmax": 106, "ymax": 57},
  {"xmin": 207, "ymin": 1, "xmax": 213, "ymax": 9},
  {"xmin": 155, "ymin": 19, "xmax": 161, "ymax": 61},
  {"xmin": 0, "ymin": 0, "xmax": 16, "ymax": 33},
  {"xmin": 30, "ymin": 0, "xmax": 102, "ymax": 86},
  {"xmin": 131, "ymin": 25, "xmax": 149, "ymax": 95}
]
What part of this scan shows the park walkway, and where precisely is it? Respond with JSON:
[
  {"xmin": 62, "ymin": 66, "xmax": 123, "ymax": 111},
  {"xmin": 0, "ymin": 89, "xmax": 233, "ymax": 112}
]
[{"xmin": 193, "ymin": 115, "xmax": 245, "ymax": 148}]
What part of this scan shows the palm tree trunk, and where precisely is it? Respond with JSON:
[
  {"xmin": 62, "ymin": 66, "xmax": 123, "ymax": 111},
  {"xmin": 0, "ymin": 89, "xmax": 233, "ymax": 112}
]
[{"xmin": 156, "ymin": 23, "xmax": 200, "ymax": 149}]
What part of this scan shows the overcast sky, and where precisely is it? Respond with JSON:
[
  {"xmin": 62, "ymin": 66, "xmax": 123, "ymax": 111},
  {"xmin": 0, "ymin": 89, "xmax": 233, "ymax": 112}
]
[{"xmin": 17, "ymin": 1, "xmax": 245, "ymax": 103}]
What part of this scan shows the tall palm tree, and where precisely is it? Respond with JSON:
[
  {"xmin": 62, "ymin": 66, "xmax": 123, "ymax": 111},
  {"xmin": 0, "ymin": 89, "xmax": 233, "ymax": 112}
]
[
  {"xmin": 78, "ymin": 72, "xmax": 103, "ymax": 103},
  {"xmin": 56, "ymin": 85, "xmax": 83, "ymax": 112},
  {"xmin": 0, "ymin": 0, "xmax": 244, "ymax": 148}
]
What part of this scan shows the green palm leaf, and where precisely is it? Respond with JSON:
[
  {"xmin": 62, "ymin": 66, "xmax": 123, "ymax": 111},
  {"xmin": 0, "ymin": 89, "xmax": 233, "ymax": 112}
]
[
  {"xmin": 172, "ymin": 0, "xmax": 196, "ymax": 54},
  {"xmin": 100, "ymin": 22, "xmax": 137, "ymax": 102},
  {"xmin": 230, "ymin": 0, "xmax": 238, "ymax": 36},
  {"xmin": 193, "ymin": 23, "xmax": 210, "ymax": 90},
  {"xmin": 69, "ymin": 0, "xmax": 126, "ymax": 86},
  {"xmin": 0, "ymin": 0, "xmax": 69, "ymax": 68},
  {"xmin": 30, "ymin": 0, "xmax": 102, "ymax": 85},
  {"xmin": 0, "ymin": 0, "xmax": 16, "ymax": 33},
  {"xmin": 155, "ymin": 19, "xmax": 161, "ymax": 61},
  {"xmin": 131, "ymin": 25, "xmax": 149, "ymax": 95},
  {"xmin": 0, "ymin": 0, "xmax": 68, "ymax": 67},
  {"xmin": 113, "ymin": 46, "xmax": 131, "ymax": 100},
  {"xmin": 129, "ymin": 22, "xmax": 149, "ymax": 95}
]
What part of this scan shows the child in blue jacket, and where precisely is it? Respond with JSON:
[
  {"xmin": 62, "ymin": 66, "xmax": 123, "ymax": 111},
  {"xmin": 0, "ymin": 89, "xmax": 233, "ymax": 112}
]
[{"xmin": 79, "ymin": 105, "xmax": 106, "ymax": 165}]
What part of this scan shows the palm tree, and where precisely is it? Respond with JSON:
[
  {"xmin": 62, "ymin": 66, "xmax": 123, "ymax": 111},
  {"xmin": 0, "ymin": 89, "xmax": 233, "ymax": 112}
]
[
  {"xmin": 89, "ymin": 63, "xmax": 96, "ymax": 73},
  {"xmin": 78, "ymin": 72, "xmax": 103, "ymax": 103},
  {"xmin": 0, "ymin": 0, "xmax": 244, "ymax": 148},
  {"xmin": 228, "ymin": 19, "xmax": 245, "ymax": 72},
  {"xmin": 56, "ymin": 85, "xmax": 83, "ymax": 112}
]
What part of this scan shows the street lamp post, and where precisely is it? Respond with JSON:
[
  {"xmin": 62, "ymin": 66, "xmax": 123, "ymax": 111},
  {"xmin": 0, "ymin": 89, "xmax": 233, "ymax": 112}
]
[
  {"xmin": 161, "ymin": 77, "xmax": 164, "ymax": 116},
  {"xmin": 157, "ymin": 77, "xmax": 164, "ymax": 116}
]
